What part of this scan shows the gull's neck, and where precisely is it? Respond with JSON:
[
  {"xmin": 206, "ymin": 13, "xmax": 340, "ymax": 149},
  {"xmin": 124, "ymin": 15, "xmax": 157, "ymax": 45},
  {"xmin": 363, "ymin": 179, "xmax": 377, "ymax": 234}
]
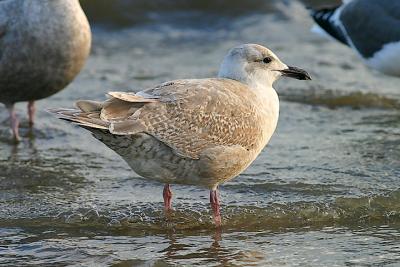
[
  {"xmin": 218, "ymin": 72, "xmax": 277, "ymax": 98},
  {"xmin": 218, "ymin": 66, "xmax": 279, "ymax": 121},
  {"xmin": 218, "ymin": 60, "xmax": 279, "ymax": 120},
  {"xmin": 218, "ymin": 60, "xmax": 277, "ymax": 94}
]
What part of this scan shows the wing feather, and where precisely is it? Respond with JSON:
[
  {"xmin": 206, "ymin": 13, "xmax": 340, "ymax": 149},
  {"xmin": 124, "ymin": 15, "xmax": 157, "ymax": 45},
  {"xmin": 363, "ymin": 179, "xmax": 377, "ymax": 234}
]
[
  {"xmin": 50, "ymin": 78, "xmax": 264, "ymax": 160},
  {"xmin": 108, "ymin": 91, "xmax": 159, "ymax": 103}
]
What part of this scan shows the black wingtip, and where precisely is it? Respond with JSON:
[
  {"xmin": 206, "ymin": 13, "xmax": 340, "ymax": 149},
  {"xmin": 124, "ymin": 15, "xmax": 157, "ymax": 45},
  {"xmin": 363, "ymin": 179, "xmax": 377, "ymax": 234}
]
[{"xmin": 310, "ymin": 5, "xmax": 350, "ymax": 46}]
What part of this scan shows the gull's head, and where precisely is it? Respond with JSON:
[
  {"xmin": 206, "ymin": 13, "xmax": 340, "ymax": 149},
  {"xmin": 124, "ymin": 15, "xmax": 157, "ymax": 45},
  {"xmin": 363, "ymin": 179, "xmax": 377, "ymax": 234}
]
[{"xmin": 218, "ymin": 44, "xmax": 311, "ymax": 89}]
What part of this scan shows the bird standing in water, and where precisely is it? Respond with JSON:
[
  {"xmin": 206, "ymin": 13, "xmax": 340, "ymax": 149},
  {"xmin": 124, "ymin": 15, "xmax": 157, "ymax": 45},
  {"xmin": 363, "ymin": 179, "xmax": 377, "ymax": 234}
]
[
  {"xmin": 50, "ymin": 44, "xmax": 311, "ymax": 226},
  {"xmin": 0, "ymin": 0, "xmax": 91, "ymax": 141}
]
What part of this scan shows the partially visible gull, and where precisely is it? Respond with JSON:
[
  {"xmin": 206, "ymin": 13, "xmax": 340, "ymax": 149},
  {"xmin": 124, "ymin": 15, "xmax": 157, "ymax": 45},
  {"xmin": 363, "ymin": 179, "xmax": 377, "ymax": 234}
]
[
  {"xmin": 0, "ymin": 0, "xmax": 91, "ymax": 141},
  {"xmin": 310, "ymin": 0, "xmax": 400, "ymax": 76},
  {"xmin": 49, "ymin": 44, "xmax": 311, "ymax": 226}
]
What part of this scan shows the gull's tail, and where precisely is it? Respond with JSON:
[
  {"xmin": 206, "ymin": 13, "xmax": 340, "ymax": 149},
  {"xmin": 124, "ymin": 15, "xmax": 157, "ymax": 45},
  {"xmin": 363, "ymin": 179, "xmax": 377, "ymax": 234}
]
[
  {"xmin": 309, "ymin": 5, "xmax": 350, "ymax": 46},
  {"xmin": 47, "ymin": 100, "xmax": 109, "ymax": 130},
  {"xmin": 48, "ymin": 92, "xmax": 154, "ymax": 134}
]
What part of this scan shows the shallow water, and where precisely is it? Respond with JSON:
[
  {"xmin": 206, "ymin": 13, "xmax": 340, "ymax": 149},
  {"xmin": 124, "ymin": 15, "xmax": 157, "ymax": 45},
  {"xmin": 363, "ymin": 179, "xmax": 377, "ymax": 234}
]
[{"xmin": 1, "ymin": 0, "xmax": 400, "ymax": 266}]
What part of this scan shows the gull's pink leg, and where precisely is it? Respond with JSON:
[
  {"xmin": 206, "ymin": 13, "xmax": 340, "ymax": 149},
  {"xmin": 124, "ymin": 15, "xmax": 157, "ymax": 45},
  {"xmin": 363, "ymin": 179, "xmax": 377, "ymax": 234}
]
[
  {"xmin": 163, "ymin": 184, "xmax": 173, "ymax": 212},
  {"xmin": 7, "ymin": 104, "xmax": 20, "ymax": 142},
  {"xmin": 210, "ymin": 188, "xmax": 222, "ymax": 227},
  {"xmin": 28, "ymin": 100, "xmax": 35, "ymax": 127}
]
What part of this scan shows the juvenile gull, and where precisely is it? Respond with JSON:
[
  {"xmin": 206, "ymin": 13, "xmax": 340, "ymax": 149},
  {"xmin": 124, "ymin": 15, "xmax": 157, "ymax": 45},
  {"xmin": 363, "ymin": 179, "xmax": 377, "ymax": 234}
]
[
  {"xmin": 0, "ymin": 0, "xmax": 91, "ymax": 141},
  {"xmin": 310, "ymin": 0, "xmax": 400, "ymax": 76},
  {"xmin": 49, "ymin": 44, "xmax": 311, "ymax": 226}
]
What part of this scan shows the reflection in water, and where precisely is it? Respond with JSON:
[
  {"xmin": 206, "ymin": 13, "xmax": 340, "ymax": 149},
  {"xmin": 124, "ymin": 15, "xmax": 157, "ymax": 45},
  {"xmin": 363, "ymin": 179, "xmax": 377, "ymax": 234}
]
[
  {"xmin": 5, "ymin": 138, "xmax": 38, "ymax": 164},
  {"xmin": 159, "ymin": 229, "xmax": 266, "ymax": 266},
  {"xmin": 1, "ymin": 226, "xmax": 398, "ymax": 266},
  {"xmin": 0, "ymin": 133, "xmax": 86, "ymax": 220}
]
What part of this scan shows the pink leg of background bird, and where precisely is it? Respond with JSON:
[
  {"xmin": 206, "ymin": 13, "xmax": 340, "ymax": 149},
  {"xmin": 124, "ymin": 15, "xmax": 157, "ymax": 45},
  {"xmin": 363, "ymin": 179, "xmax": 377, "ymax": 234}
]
[
  {"xmin": 7, "ymin": 104, "xmax": 20, "ymax": 142},
  {"xmin": 163, "ymin": 184, "xmax": 173, "ymax": 212},
  {"xmin": 28, "ymin": 101, "xmax": 35, "ymax": 127},
  {"xmin": 210, "ymin": 189, "xmax": 221, "ymax": 226}
]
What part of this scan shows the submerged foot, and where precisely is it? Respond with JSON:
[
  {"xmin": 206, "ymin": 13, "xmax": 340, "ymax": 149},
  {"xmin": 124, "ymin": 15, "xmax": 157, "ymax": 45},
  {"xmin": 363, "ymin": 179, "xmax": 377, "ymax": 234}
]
[
  {"xmin": 28, "ymin": 101, "xmax": 35, "ymax": 127},
  {"xmin": 7, "ymin": 104, "xmax": 20, "ymax": 142},
  {"xmin": 210, "ymin": 189, "xmax": 222, "ymax": 227},
  {"xmin": 163, "ymin": 184, "xmax": 173, "ymax": 213}
]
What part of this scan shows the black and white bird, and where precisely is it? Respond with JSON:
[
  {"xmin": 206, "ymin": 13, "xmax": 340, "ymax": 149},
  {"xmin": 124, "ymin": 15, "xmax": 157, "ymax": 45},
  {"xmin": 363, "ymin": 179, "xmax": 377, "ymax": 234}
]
[{"xmin": 310, "ymin": 0, "xmax": 400, "ymax": 77}]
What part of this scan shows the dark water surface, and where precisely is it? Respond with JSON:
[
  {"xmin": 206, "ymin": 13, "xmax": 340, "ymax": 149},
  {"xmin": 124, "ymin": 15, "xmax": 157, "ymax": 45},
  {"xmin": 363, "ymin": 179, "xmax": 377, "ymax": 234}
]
[{"xmin": 1, "ymin": 0, "xmax": 399, "ymax": 266}]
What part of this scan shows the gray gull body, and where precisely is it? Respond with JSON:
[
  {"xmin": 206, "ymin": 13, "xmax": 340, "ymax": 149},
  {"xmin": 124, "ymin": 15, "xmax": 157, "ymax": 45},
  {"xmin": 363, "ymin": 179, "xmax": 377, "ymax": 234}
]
[{"xmin": 0, "ymin": 0, "xmax": 91, "ymax": 141}]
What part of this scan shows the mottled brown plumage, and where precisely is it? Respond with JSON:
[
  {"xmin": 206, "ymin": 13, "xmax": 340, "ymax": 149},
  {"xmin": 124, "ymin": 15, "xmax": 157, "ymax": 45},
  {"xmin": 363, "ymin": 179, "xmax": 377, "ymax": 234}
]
[
  {"xmin": 51, "ymin": 78, "xmax": 272, "ymax": 189},
  {"xmin": 112, "ymin": 79, "xmax": 268, "ymax": 159},
  {"xmin": 49, "ymin": 44, "xmax": 311, "ymax": 226}
]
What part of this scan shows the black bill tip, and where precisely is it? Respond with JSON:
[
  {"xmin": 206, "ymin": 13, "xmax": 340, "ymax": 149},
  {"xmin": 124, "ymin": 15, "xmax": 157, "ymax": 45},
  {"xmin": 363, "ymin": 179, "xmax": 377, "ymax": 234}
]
[{"xmin": 280, "ymin": 66, "xmax": 312, "ymax": 80}]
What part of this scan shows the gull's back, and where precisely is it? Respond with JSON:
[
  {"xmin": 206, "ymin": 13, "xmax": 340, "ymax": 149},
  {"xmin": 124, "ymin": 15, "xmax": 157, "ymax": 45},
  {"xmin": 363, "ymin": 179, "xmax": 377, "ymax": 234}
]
[{"xmin": 0, "ymin": 0, "xmax": 91, "ymax": 105}]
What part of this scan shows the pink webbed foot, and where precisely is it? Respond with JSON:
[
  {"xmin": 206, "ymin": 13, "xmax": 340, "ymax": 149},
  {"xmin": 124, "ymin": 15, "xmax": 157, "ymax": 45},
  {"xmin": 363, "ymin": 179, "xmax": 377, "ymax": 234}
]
[
  {"xmin": 210, "ymin": 188, "xmax": 222, "ymax": 227},
  {"xmin": 163, "ymin": 184, "xmax": 173, "ymax": 213},
  {"xmin": 28, "ymin": 101, "xmax": 35, "ymax": 127},
  {"xmin": 7, "ymin": 104, "xmax": 20, "ymax": 142}
]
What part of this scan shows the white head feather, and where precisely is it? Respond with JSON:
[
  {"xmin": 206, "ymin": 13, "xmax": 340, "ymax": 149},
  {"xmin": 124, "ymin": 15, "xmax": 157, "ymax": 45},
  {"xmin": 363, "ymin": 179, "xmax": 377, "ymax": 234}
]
[{"xmin": 218, "ymin": 44, "xmax": 288, "ymax": 89}]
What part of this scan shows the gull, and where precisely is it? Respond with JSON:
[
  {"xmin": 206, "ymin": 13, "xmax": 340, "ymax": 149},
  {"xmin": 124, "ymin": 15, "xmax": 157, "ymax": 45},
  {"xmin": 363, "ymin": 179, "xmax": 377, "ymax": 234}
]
[
  {"xmin": 310, "ymin": 0, "xmax": 400, "ymax": 76},
  {"xmin": 0, "ymin": 0, "xmax": 91, "ymax": 142},
  {"xmin": 49, "ymin": 44, "xmax": 311, "ymax": 226}
]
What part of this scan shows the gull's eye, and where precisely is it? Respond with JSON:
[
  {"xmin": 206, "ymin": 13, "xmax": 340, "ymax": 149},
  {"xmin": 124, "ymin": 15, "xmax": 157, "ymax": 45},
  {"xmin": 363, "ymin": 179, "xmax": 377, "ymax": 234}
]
[{"xmin": 263, "ymin": 57, "xmax": 272, "ymax": 64}]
